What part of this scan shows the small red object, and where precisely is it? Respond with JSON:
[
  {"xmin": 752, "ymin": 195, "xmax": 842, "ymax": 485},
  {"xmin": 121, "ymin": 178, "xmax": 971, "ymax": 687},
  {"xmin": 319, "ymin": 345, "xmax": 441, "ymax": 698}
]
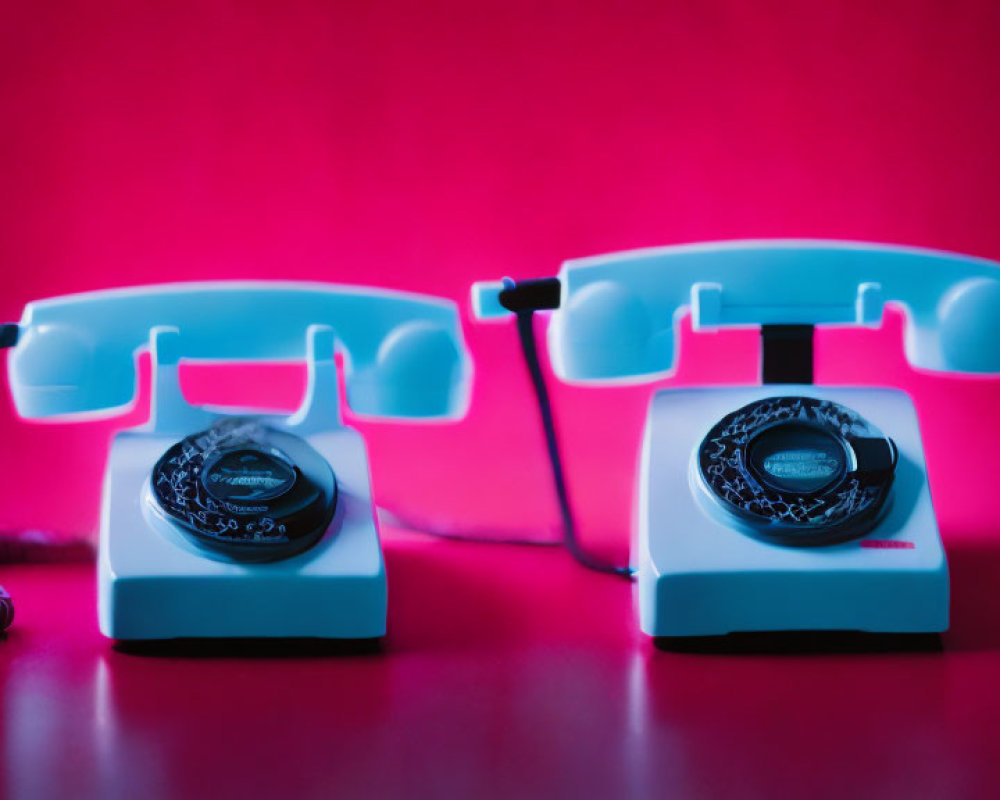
[
  {"xmin": 860, "ymin": 540, "xmax": 916, "ymax": 550},
  {"xmin": 0, "ymin": 585, "xmax": 13, "ymax": 631}
]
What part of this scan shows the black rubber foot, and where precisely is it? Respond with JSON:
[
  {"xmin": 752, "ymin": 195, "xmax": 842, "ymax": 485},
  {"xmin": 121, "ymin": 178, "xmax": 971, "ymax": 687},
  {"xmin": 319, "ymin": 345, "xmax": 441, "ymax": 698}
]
[
  {"xmin": 112, "ymin": 636, "xmax": 384, "ymax": 658},
  {"xmin": 654, "ymin": 630, "xmax": 943, "ymax": 655}
]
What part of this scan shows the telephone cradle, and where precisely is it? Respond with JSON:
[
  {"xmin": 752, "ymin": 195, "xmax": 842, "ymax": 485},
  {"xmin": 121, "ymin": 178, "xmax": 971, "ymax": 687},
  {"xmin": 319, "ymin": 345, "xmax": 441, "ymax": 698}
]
[
  {"xmin": 2, "ymin": 283, "xmax": 470, "ymax": 640},
  {"xmin": 474, "ymin": 241, "xmax": 1000, "ymax": 638}
]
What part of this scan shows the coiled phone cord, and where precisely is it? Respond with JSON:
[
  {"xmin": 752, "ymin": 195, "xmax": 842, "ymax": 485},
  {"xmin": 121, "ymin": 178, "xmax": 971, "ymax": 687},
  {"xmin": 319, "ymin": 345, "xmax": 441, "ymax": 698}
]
[
  {"xmin": 382, "ymin": 285, "xmax": 634, "ymax": 578},
  {"xmin": 502, "ymin": 280, "xmax": 634, "ymax": 579},
  {"xmin": 376, "ymin": 506, "xmax": 561, "ymax": 547}
]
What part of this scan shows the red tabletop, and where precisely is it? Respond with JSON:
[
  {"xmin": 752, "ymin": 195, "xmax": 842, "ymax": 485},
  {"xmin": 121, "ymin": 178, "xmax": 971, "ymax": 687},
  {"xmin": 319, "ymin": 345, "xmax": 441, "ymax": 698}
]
[{"xmin": 3, "ymin": 532, "xmax": 1000, "ymax": 800}]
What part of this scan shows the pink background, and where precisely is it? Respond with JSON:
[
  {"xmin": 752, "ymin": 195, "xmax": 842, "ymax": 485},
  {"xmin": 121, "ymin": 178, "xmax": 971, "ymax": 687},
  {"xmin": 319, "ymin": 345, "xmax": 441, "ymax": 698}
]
[
  {"xmin": 1, "ymin": 1, "xmax": 999, "ymax": 562},
  {"xmin": 4, "ymin": 4, "xmax": 1000, "ymax": 799}
]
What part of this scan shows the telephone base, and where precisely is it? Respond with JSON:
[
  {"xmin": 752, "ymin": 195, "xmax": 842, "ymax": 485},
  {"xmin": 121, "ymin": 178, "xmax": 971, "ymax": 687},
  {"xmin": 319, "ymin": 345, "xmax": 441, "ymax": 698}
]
[
  {"xmin": 635, "ymin": 386, "xmax": 949, "ymax": 638},
  {"xmin": 98, "ymin": 423, "xmax": 387, "ymax": 640}
]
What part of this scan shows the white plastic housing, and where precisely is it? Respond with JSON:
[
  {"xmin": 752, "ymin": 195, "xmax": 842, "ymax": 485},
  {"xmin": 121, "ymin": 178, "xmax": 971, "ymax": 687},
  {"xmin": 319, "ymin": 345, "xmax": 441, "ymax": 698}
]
[
  {"xmin": 99, "ymin": 424, "xmax": 386, "ymax": 640},
  {"xmin": 635, "ymin": 386, "xmax": 948, "ymax": 637}
]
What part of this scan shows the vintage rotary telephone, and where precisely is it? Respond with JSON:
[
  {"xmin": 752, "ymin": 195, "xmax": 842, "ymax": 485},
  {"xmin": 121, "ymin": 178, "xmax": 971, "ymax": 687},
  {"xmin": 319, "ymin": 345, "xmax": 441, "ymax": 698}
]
[
  {"xmin": 474, "ymin": 241, "xmax": 1000, "ymax": 638},
  {"xmin": 1, "ymin": 283, "xmax": 470, "ymax": 640}
]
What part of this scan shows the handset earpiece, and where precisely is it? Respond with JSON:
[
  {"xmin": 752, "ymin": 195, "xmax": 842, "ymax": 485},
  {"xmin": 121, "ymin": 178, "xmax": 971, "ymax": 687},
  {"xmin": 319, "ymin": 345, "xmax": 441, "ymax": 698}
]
[
  {"xmin": 359, "ymin": 319, "xmax": 467, "ymax": 418},
  {"xmin": 550, "ymin": 279, "xmax": 673, "ymax": 381},
  {"xmin": 935, "ymin": 277, "xmax": 1000, "ymax": 373}
]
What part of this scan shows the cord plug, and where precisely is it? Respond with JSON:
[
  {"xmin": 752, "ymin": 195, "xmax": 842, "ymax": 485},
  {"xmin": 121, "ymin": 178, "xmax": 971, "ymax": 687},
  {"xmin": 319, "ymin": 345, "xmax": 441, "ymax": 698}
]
[
  {"xmin": 0, "ymin": 324, "xmax": 18, "ymax": 349},
  {"xmin": 498, "ymin": 277, "xmax": 562, "ymax": 314},
  {"xmin": 472, "ymin": 278, "xmax": 561, "ymax": 319}
]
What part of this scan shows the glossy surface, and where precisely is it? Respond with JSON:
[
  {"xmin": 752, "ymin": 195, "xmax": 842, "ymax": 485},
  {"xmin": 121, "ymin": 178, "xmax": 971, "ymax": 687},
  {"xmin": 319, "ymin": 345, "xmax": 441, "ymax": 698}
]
[{"xmin": 4, "ymin": 532, "xmax": 1000, "ymax": 800}]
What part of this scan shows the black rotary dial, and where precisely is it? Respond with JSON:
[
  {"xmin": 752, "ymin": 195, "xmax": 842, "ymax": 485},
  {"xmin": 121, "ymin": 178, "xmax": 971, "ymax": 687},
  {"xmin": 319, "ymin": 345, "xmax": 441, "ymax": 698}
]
[
  {"xmin": 698, "ymin": 396, "xmax": 897, "ymax": 546},
  {"xmin": 150, "ymin": 418, "xmax": 337, "ymax": 561}
]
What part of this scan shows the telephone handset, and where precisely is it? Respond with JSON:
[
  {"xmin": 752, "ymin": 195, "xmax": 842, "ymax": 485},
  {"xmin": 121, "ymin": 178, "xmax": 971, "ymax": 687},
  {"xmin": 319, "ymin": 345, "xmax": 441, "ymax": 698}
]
[
  {"xmin": 2, "ymin": 282, "xmax": 471, "ymax": 641},
  {"xmin": 474, "ymin": 239, "xmax": 1000, "ymax": 380},
  {"xmin": 6, "ymin": 281, "xmax": 470, "ymax": 422},
  {"xmin": 473, "ymin": 241, "xmax": 1000, "ymax": 640}
]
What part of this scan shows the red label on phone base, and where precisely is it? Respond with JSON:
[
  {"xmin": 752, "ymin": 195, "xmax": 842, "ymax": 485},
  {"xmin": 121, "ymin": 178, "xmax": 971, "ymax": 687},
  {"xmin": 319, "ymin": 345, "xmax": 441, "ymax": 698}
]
[{"xmin": 860, "ymin": 540, "xmax": 916, "ymax": 549}]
